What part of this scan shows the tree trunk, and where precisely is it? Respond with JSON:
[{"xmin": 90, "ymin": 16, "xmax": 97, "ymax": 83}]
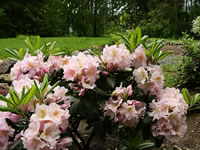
[{"xmin": 93, "ymin": 0, "xmax": 97, "ymax": 37}]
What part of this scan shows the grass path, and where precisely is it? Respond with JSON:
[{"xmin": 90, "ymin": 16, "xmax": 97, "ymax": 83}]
[{"xmin": 0, "ymin": 37, "xmax": 111, "ymax": 59}]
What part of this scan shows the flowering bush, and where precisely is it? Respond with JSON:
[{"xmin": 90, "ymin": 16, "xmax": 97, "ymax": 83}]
[
  {"xmin": 0, "ymin": 30, "xmax": 188, "ymax": 150},
  {"xmin": 192, "ymin": 16, "xmax": 200, "ymax": 35}
]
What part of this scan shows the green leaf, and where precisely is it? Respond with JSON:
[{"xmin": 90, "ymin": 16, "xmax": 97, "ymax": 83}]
[
  {"xmin": 25, "ymin": 37, "xmax": 34, "ymax": 51},
  {"xmin": 106, "ymin": 76, "xmax": 116, "ymax": 89},
  {"xmin": 192, "ymin": 93, "xmax": 200, "ymax": 105},
  {"xmin": 94, "ymin": 87, "xmax": 109, "ymax": 97},
  {"xmin": 137, "ymin": 142, "xmax": 155, "ymax": 149},
  {"xmin": 9, "ymin": 87, "xmax": 20, "ymax": 105},
  {"xmin": 0, "ymin": 105, "xmax": 17, "ymax": 113},
  {"xmin": 45, "ymin": 81, "xmax": 60, "ymax": 97},
  {"xmin": 21, "ymin": 86, "xmax": 36, "ymax": 105},
  {"xmin": 0, "ymin": 94, "xmax": 15, "ymax": 106},
  {"xmin": 18, "ymin": 48, "xmax": 25, "ymax": 59},
  {"xmin": 49, "ymin": 41, "xmax": 56, "ymax": 51},
  {"xmin": 117, "ymin": 33, "xmax": 131, "ymax": 53},
  {"xmin": 5, "ymin": 48, "xmax": 19, "ymax": 58},
  {"xmin": 33, "ymin": 80, "xmax": 42, "ymax": 100},
  {"xmin": 36, "ymin": 36, "xmax": 40, "ymax": 49},
  {"xmin": 69, "ymin": 97, "xmax": 81, "ymax": 115},
  {"xmin": 182, "ymin": 88, "xmax": 191, "ymax": 105},
  {"xmin": 156, "ymin": 51, "xmax": 172, "ymax": 62},
  {"xmin": 40, "ymin": 74, "xmax": 49, "ymax": 95},
  {"xmin": 136, "ymin": 27, "xmax": 142, "ymax": 46},
  {"xmin": 8, "ymin": 139, "xmax": 22, "ymax": 150}
]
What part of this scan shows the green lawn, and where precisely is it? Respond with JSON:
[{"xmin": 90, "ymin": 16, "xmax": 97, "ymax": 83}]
[{"xmin": 0, "ymin": 37, "xmax": 111, "ymax": 59}]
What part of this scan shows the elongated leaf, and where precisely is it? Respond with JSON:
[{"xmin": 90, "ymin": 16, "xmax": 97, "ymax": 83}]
[
  {"xmin": 36, "ymin": 36, "xmax": 40, "ymax": 49},
  {"xmin": 70, "ymin": 97, "xmax": 81, "ymax": 115},
  {"xmin": 94, "ymin": 87, "xmax": 109, "ymax": 97},
  {"xmin": 156, "ymin": 51, "xmax": 172, "ymax": 62},
  {"xmin": 137, "ymin": 142, "xmax": 155, "ymax": 149},
  {"xmin": 25, "ymin": 37, "xmax": 34, "ymax": 51},
  {"xmin": 117, "ymin": 33, "xmax": 131, "ymax": 52},
  {"xmin": 18, "ymin": 48, "xmax": 25, "ymax": 59},
  {"xmin": 21, "ymin": 86, "xmax": 36, "ymax": 105},
  {"xmin": 40, "ymin": 74, "xmax": 49, "ymax": 94},
  {"xmin": 141, "ymin": 41, "xmax": 149, "ymax": 50},
  {"xmin": 0, "ymin": 94, "xmax": 15, "ymax": 106},
  {"xmin": 136, "ymin": 27, "xmax": 142, "ymax": 46},
  {"xmin": 8, "ymin": 139, "xmax": 22, "ymax": 150},
  {"xmin": 33, "ymin": 80, "xmax": 41, "ymax": 100},
  {"xmin": 7, "ymin": 57, "xmax": 18, "ymax": 62},
  {"xmin": 49, "ymin": 41, "xmax": 56, "ymax": 51},
  {"xmin": 182, "ymin": 88, "xmax": 191, "ymax": 104},
  {"xmin": 106, "ymin": 76, "xmax": 116, "ymax": 89},
  {"xmin": 45, "ymin": 81, "xmax": 60, "ymax": 96},
  {"xmin": 130, "ymin": 34, "xmax": 134, "ymax": 50},
  {"xmin": 192, "ymin": 93, "xmax": 200, "ymax": 105},
  {"xmin": 9, "ymin": 87, "xmax": 19, "ymax": 105},
  {"xmin": 0, "ymin": 105, "xmax": 17, "ymax": 113},
  {"xmin": 5, "ymin": 48, "xmax": 19, "ymax": 58}
]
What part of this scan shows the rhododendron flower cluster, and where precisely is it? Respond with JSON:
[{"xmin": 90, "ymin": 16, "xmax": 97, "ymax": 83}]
[
  {"xmin": 149, "ymin": 88, "xmax": 188, "ymax": 142},
  {"xmin": 22, "ymin": 103, "xmax": 72, "ymax": 150},
  {"xmin": 10, "ymin": 53, "xmax": 67, "ymax": 81},
  {"xmin": 63, "ymin": 52, "xmax": 99, "ymax": 89},
  {"xmin": 102, "ymin": 44, "xmax": 132, "ymax": 71},
  {"xmin": 133, "ymin": 65, "xmax": 164, "ymax": 95},
  {"xmin": 132, "ymin": 45, "xmax": 147, "ymax": 68},
  {"xmin": 104, "ymin": 85, "xmax": 146, "ymax": 127},
  {"xmin": 0, "ymin": 101, "xmax": 20, "ymax": 150}
]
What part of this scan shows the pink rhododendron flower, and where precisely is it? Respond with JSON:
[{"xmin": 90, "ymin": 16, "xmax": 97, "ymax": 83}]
[
  {"xmin": 22, "ymin": 103, "xmax": 72, "ymax": 150},
  {"xmin": 102, "ymin": 44, "xmax": 132, "ymax": 71},
  {"xmin": 132, "ymin": 45, "xmax": 147, "ymax": 68},
  {"xmin": 149, "ymin": 87, "xmax": 188, "ymax": 142},
  {"xmin": 12, "ymin": 77, "xmax": 37, "ymax": 96},
  {"xmin": 104, "ymin": 98, "xmax": 123, "ymax": 122},
  {"xmin": 118, "ymin": 100, "xmax": 146, "ymax": 127},
  {"xmin": 46, "ymin": 86, "xmax": 69, "ymax": 103},
  {"xmin": 63, "ymin": 52, "xmax": 99, "ymax": 89},
  {"xmin": 104, "ymin": 85, "xmax": 145, "ymax": 127},
  {"xmin": 133, "ymin": 65, "xmax": 164, "ymax": 95},
  {"xmin": 0, "ymin": 111, "xmax": 19, "ymax": 150},
  {"xmin": 10, "ymin": 53, "xmax": 48, "ymax": 80},
  {"xmin": 133, "ymin": 67, "xmax": 148, "ymax": 84},
  {"xmin": 46, "ymin": 56, "xmax": 63, "ymax": 73}
]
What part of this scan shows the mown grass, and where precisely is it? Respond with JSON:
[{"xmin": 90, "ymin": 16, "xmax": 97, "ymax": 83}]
[{"xmin": 0, "ymin": 36, "xmax": 111, "ymax": 59}]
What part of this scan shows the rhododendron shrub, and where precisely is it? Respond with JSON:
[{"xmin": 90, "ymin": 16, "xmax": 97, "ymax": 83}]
[{"xmin": 0, "ymin": 31, "xmax": 188, "ymax": 150}]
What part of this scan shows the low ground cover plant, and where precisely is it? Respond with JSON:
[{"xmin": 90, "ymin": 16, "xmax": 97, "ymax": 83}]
[{"xmin": 0, "ymin": 28, "xmax": 190, "ymax": 150}]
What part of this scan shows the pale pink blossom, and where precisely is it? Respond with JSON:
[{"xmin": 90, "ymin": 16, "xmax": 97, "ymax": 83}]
[
  {"xmin": 12, "ymin": 77, "xmax": 37, "ymax": 97},
  {"xmin": 56, "ymin": 137, "xmax": 73, "ymax": 150},
  {"xmin": 63, "ymin": 52, "xmax": 99, "ymax": 89},
  {"xmin": 149, "ymin": 87, "xmax": 188, "ymax": 142},
  {"xmin": 118, "ymin": 100, "xmax": 146, "ymax": 127},
  {"xmin": 133, "ymin": 67, "xmax": 148, "ymax": 84},
  {"xmin": 104, "ymin": 98, "xmax": 123, "ymax": 122},
  {"xmin": 22, "ymin": 103, "xmax": 72, "ymax": 150},
  {"xmin": 132, "ymin": 45, "xmax": 147, "ymax": 68},
  {"xmin": 10, "ymin": 53, "xmax": 48, "ymax": 80},
  {"xmin": 133, "ymin": 65, "xmax": 164, "ymax": 95},
  {"xmin": 102, "ymin": 44, "xmax": 132, "ymax": 71},
  {"xmin": 46, "ymin": 56, "xmax": 63, "ymax": 73},
  {"xmin": 104, "ymin": 85, "xmax": 145, "ymax": 127},
  {"xmin": 0, "ymin": 112, "xmax": 18, "ymax": 150}
]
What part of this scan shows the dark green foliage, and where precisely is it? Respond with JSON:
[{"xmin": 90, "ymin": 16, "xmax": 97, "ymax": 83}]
[{"xmin": 179, "ymin": 33, "xmax": 200, "ymax": 90}]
